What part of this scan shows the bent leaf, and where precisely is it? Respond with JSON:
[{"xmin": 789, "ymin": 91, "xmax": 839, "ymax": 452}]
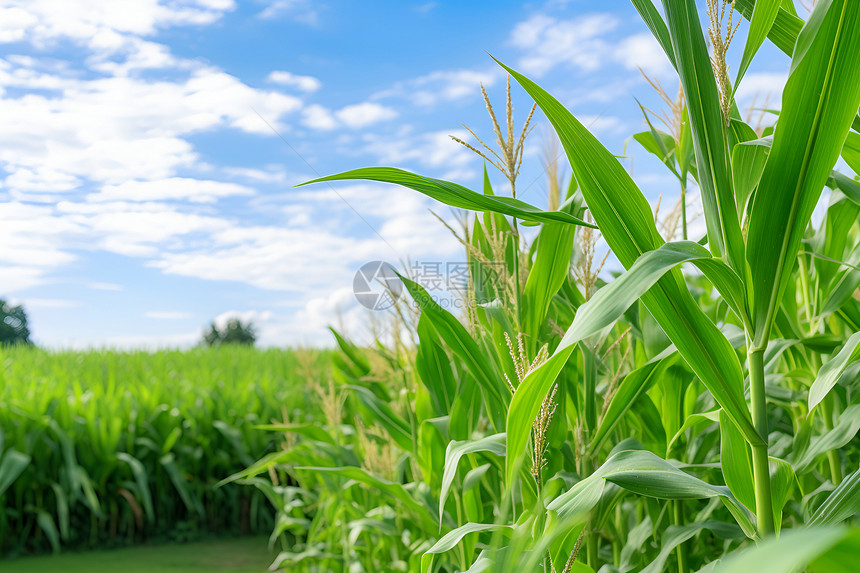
[{"xmin": 298, "ymin": 167, "xmax": 596, "ymax": 228}]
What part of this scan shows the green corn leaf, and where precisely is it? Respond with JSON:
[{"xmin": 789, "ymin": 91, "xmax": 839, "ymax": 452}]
[
  {"xmin": 735, "ymin": 0, "xmax": 782, "ymax": 94},
  {"xmin": 641, "ymin": 522, "xmax": 744, "ymax": 573},
  {"xmin": 0, "ymin": 448, "xmax": 30, "ymax": 498},
  {"xmin": 667, "ymin": 410, "xmax": 721, "ymax": 452},
  {"xmin": 634, "ymin": 100, "xmax": 680, "ymax": 178},
  {"xmin": 692, "ymin": 258, "xmax": 750, "ymax": 323},
  {"xmin": 463, "ymin": 464, "xmax": 492, "ymax": 493},
  {"xmin": 549, "ymin": 449, "xmax": 756, "ymax": 537},
  {"xmin": 662, "ymin": 0, "xmax": 745, "ymax": 273},
  {"xmin": 422, "ymin": 523, "xmax": 511, "ymax": 573},
  {"xmin": 522, "ymin": 220, "xmax": 576, "ymax": 340},
  {"xmin": 330, "ymin": 326, "xmax": 371, "ymax": 376},
  {"xmin": 495, "ymin": 59, "xmax": 760, "ymax": 485},
  {"xmin": 298, "ymin": 466, "xmax": 437, "ymax": 532},
  {"xmin": 714, "ymin": 526, "xmax": 860, "ymax": 573},
  {"xmin": 769, "ymin": 457, "xmax": 796, "ymax": 532},
  {"xmin": 48, "ymin": 483, "xmax": 69, "ymax": 540},
  {"xmin": 34, "ymin": 509, "xmax": 61, "ymax": 554},
  {"xmin": 810, "ymin": 468, "xmax": 860, "ymax": 526},
  {"xmin": 630, "ymin": 0, "xmax": 678, "ymax": 70},
  {"xmin": 828, "ymin": 171, "xmax": 860, "ymax": 207},
  {"xmin": 116, "ymin": 452, "xmax": 155, "ymax": 524},
  {"xmin": 809, "ymin": 332, "xmax": 860, "ymax": 411},
  {"xmin": 298, "ymin": 167, "xmax": 596, "ymax": 228},
  {"xmin": 439, "ymin": 434, "xmax": 505, "ymax": 527},
  {"xmin": 732, "ymin": 138, "xmax": 770, "ymax": 217},
  {"xmin": 401, "ymin": 276, "xmax": 508, "ymax": 432},
  {"xmin": 160, "ymin": 453, "xmax": 204, "ymax": 517},
  {"xmin": 841, "ymin": 131, "xmax": 860, "ymax": 177},
  {"xmin": 794, "ymin": 404, "xmax": 860, "ymax": 473},
  {"xmin": 745, "ymin": 0, "xmax": 860, "ymax": 347},
  {"xmin": 415, "ymin": 316, "xmax": 457, "ymax": 416},
  {"xmin": 252, "ymin": 423, "xmax": 338, "ymax": 445},
  {"xmin": 558, "ymin": 242, "xmax": 718, "ymax": 350},
  {"xmin": 734, "ymin": 0, "xmax": 804, "ymax": 57},
  {"xmin": 590, "ymin": 350, "xmax": 678, "ymax": 454},
  {"xmin": 720, "ymin": 410, "xmax": 756, "ymax": 512},
  {"xmin": 347, "ymin": 385, "xmax": 413, "ymax": 451},
  {"xmin": 506, "ymin": 241, "xmax": 757, "ymax": 483}
]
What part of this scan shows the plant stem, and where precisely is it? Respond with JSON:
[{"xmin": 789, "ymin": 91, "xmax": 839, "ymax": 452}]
[
  {"xmin": 749, "ymin": 348, "xmax": 775, "ymax": 537},
  {"xmin": 820, "ymin": 396, "xmax": 843, "ymax": 485},
  {"xmin": 673, "ymin": 500, "xmax": 688, "ymax": 573},
  {"xmin": 512, "ymin": 216, "xmax": 522, "ymax": 331},
  {"xmin": 586, "ymin": 527, "xmax": 599, "ymax": 571},
  {"xmin": 680, "ymin": 181, "xmax": 688, "ymax": 241}
]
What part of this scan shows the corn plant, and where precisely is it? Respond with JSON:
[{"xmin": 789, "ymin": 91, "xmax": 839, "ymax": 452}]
[{"xmin": 238, "ymin": 1, "xmax": 860, "ymax": 571}]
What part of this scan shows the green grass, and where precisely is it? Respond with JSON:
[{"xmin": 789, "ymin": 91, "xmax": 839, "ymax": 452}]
[{"xmin": 0, "ymin": 537, "xmax": 273, "ymax": 573}]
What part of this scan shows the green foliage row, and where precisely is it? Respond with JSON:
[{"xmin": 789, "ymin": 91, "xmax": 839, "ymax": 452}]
[
  {"xmin": 0, "ymin": 346, "xmax": 329, "ymax": 557},
  {"xmin": 235, "ymin": 1, "xmax": 860, "ymax": 571}
]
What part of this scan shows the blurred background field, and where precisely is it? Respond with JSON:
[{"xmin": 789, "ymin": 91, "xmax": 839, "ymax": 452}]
[{"xmin": 0, "ymin": 346, "xmax": 330, "ymax": 559}]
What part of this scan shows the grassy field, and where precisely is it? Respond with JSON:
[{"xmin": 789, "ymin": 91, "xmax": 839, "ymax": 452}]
[
  {"xmin": 1, "ymin": 537, "xmax": 273, "ymax": 573},
  {"xmin": 0, "ymin": 346, "xmax": 329, "ymax": 558}
]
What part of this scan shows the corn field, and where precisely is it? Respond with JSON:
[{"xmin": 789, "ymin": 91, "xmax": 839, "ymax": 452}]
[
  {"xmin": 226, "ymin": 1, "xmax": 860, "ymax": 571},
  {"xmin": 0, "ymin": 346, "xmax": 329, "ymax": 557}
]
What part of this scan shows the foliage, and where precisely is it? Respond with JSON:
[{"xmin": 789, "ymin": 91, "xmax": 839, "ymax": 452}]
[
  {"xmin": 0, "ymin": 346, "xmax": 329, "ymax": 557},
  {"xmin": 0, "ymin": 300, "xmax": 31, "ymax": 347},
  {"xmin": 237, "ymin": 1, "xmax": 860, "ymax": 571},
  {"xmin": 202, "ymin": 318, "xmax": 257, "ymax": 347}
]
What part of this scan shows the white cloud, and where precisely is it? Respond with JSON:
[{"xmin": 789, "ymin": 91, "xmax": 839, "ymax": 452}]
[
  {"xmin": 0, "ymin": 202, "xmax": 83, "ymax": 292},
  {"xmin": 302, "ymin": 102, "xmax": 398, "ymax": 130},
  {"xmin": 0, "ymin": 62, "xmax": 303, "ymax": 192},
  {"xmin": 92, "ymin": 177, "xmax": 255, "ymax": 203},
  {"xmin": 258, "ymin": 0, "xmax": 321, "ymax": 24},
  {"xmin": 0, "ymin": 1, "xmax": 236, "ymax": 49},
  {"xmin": 576, "ymin": 114, "xmax": 626, "ymax": 136},
  {"xmin": 146, "ymin": 310, "xmax": 193, "ymax": 319},
  {"xmin": 613, "ymin": 33, "xmax": 672, "ymax": 75},
  {"xmin": 57, "ymin": 201, "xmax": 230, "ymax": 257},
  {"xmin": 510, "ymin": 13, "xmax": 618, "ymax": 76},
  {"xmin": 302, "ymin": 104, "xmax": 338, "ymax": 130},
  {"xmin": 362, "ymin": 128, "xmax": 473, "ymax": 170},
  {"xmin": 267, "ymin": 70, "xmax": 322, "ymax": 92},
  {"xmin": 4, "ymin": 167, "xmax": 81, "ymax": 194},
  {"xmin": 223, "ymin": 166, "xmax": 289, "ymax": 183},
  {"xmin": 735, "ymin": 72, "xmax": 787, "ymax": 106},
  {"xmin": 0, "ymin": 265, "xmax": 49, "ymax": 293},
  {"xmin": 335, "ymin": 102, "xmax": 398, "ymax": 128},
  {"xmin": 509, "ymin": 13, "xmax": 671, "ymax": 79},
  {"xmin": 375, "ymin": 68, "xmax": 502, "ymax": 107},
  {"xmin": 151, "ymin": 180, "xmax": 461, "ymax": 296}
]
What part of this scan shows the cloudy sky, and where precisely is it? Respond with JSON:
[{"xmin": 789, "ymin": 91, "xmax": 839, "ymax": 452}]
[{"xmin": 0, "ymin": 0, "xmax": 790, "ymax": 348}]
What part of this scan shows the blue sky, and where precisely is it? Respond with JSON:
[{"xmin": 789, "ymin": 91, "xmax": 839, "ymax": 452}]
[{"xmin": 0, "ymin": 0, "xmax": 791, "ymax": 348}]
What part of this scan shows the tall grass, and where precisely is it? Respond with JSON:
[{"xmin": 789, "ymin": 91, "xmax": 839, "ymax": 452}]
[
  {"xmin": 237, "ymin": 1, "xmax": 860, "ymax": 571},
  {"xmin": 0, "ymin": 346, "xmax": 329, "ymax": 557}
]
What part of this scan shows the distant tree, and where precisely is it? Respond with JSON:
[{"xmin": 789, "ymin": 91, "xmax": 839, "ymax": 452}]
[
  {"xmin": 202, "ymin": 318, "xmax": 256, "ymax": 347},
  {"xmin": 0, "ymin": 299, "xmax": 32, "ymax": 346}
]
